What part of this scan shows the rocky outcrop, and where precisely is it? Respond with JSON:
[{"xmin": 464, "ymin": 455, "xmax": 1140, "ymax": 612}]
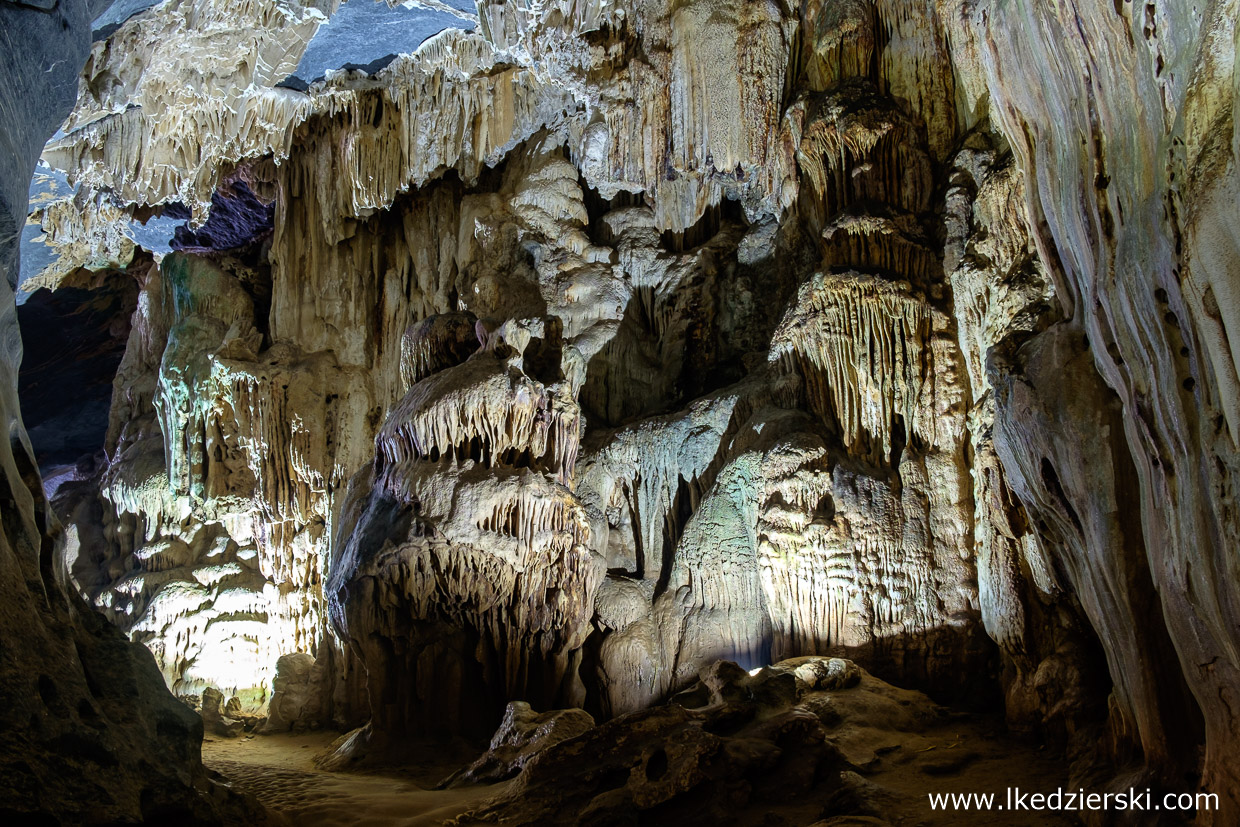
[
  {"xmin": 261, "ymin": 651, "xmax": 327, "ymax": 733},
  {"xmin": 442, "ymin": 700, "xmax": 596, "ymax": 786},
  {"xmin": 14, "ymin": 0, "xmax": 1240, "ymax": 822},
  {"xmin": 453, "ymin": 659, "xmax": 855, "ymax": 826},
  {"xmin": 941, "ymin": 1, "xmax": 1240, "ymax": 820},
  {"xmin": 447, "ymin": 656, "xmax": 996, "ymax": 826}
]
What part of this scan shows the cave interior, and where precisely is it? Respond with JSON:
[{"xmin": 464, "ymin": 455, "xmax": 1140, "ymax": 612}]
[{"xmin": 2, "ymin": 0, "xmax": 1240, "ymax": 824}]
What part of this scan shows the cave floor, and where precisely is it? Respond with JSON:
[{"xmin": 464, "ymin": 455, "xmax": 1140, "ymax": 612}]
[
  {"xmin": 203, "ymin": 714, "xmax": 1079, "ymax": 826},
  {"xmin": 835, "ymin": 711, "xmax": 1082, "ymax": 826},
  {"xmin": 202, "ymin": 732, "xmax": 506, "ymax": 826}
]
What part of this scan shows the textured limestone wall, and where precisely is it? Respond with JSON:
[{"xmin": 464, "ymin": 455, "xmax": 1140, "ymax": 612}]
[
  {"xmin": 19, "ymin": 0, "xmax": 1240, "ymax": 819},
  {"xmin": 940, "ymin": 1, "xmax": 1240, "ymax": 819}
]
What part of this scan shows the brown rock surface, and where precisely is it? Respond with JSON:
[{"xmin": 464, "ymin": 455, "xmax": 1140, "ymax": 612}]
[{"xmin": 450, "ymin": 657, "xmax": 1074, "ymax": 826}]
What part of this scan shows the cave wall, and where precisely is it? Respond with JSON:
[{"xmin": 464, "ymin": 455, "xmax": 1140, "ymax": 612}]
[
  {"xmin": 943, "ymin": 0, "xmax": 1240, "ymax": 816},
  {"xmin": 0, "ymin": 0, "xmax": 256, "ymax": 822},
  {"xmin": 48, "ymin": 0, "xmax": 997, "ymax": 729},
  {"xmin": 16, "ymin": 0, "xmax": 1240, "ymax": 821}
]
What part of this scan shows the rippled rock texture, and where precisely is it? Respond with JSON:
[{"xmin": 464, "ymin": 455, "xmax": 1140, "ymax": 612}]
[{"xmin": 9, "ymin": 0, "xmax": 1240, "ymax": 822}]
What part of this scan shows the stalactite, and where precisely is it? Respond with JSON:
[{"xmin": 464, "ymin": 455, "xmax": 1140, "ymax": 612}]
[
  {"xmin": 770, "ymin": 272, "xmax": 931, "ymax": 466},
  {"xmin": 377, "ymin": 355, "xmax": 580, "ymax": 483}
]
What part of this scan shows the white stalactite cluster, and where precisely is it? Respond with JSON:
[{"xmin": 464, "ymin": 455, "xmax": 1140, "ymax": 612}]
[
  {"xmin": 771, "ymin": 273, "xmax": 930, "ymax": 465},
  {"xmin": 376, "ymin": 355, "xmax": 579, "ymax": 482},
  {"xmin": 51, "ymin": 0, "xmax": 985, "ymax": 727}
]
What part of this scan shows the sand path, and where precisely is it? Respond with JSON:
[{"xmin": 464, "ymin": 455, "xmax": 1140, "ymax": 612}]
[{"xmin": 203, "ymin": 733, "xmax": 503, "ymax": 826}]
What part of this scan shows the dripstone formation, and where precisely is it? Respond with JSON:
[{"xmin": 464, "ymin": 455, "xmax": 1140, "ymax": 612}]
[{"xmin": 4, "ymin": 0, "xmax": 1240, "ymax": 824}]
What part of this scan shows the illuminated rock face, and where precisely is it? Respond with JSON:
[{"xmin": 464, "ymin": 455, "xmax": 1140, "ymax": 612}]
[{"xmin": 15, "ymin": 0, "xmax": 1240, "ymax": 821}]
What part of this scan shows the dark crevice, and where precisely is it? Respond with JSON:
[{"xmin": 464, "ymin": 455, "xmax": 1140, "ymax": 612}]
[{"xmin": 1040, "ymin": 457, "xmax": 1084, "ymax": 536}]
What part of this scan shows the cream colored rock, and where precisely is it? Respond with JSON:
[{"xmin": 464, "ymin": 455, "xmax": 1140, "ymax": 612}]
[
  {"xmin": 262, "ymin": 652, "xmax": 326, "ymax": 732},
  {"xmin": 21, "ymin": 191, "xmax": 135, "ymax": 292},
  {"xmin": 57, "ymin": 0, "xmax": 986, "ymax": 728},
  {"xmin": 45, "ymin": 0, "xmax": 327, "ymax": 219},
  {"xmin": 943, "ymin": 0, "xmax": 1240, "ymax": 817}
]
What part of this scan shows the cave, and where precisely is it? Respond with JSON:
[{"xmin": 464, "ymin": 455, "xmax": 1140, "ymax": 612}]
[{"xmin": 2, "ymin": 0, "xmax": 1239, "ymax": 824}]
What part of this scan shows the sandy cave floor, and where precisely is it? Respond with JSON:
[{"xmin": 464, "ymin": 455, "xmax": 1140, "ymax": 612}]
[
  {"xmin": 203, "ymin": 716, "xmax": 1080, "ymax": 826},
  {"xmin": 841, "ymin": 713, "xmax": 1082, "ymax": 826},
  {"xmin": 202, "ymin": 733, "xmax": 506, "ymax": 826}
]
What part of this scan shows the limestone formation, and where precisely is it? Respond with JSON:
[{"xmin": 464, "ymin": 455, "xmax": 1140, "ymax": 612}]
[
  {"xmin": 7, "ymin": 0, "xmax": 1240, "ymax": 823},
  {"xmin": 0, "ymin": 2, "xmax": 262, "ymax": 823},
  {"xmin": 441, "ymin": 700, "xmax": 596, "ymax": 786}
]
